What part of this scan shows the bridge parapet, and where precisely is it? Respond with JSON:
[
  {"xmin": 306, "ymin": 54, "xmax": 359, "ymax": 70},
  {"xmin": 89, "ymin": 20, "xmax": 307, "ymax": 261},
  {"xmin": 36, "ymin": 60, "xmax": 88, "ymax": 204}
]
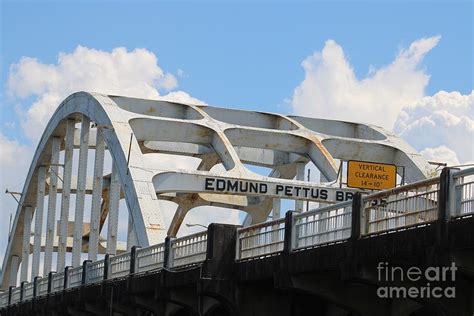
[
  {"xmin": 1, "ymin": 167, "xmax": 473, "ymax": 310},
  {"xmin": 451, "ymin": 167, "xmax": 474, "ymax": 217}
]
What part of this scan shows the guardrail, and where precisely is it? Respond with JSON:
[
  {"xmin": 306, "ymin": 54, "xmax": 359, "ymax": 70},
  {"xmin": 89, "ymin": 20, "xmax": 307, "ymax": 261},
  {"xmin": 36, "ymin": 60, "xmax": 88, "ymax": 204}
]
[
  {"xmin": 87, "ymin": 259, "xmax": 105, "ymax": 284},
  {"xmin": 362, "ymin": 177, "xmax": 440, "ymax": 235},
  {"xmin": 0, "ymin": 293, "xmax": 7, "ymax": 307},
  {"xmin": 2, "ymin": 167, "xmax": 473, "ymax": 308},
  {"xmin": 109, "ymin": 252, "xmax": 131, "ymax": 279},
  {"xmin": 169, "ymin": 231, "xmax": 208, "ymax": 268},
  {"xmin": 10, "ymin": 287, "xmax": 20, "ymax": 305},
  {"xmin": 236, "ymin": 218, "xmax": 285, "ymax": 260},
  {"xmin": 294, "ymin": 201, "xmax": 352, "ymax": 250},
  {"xmin": 67, "ymin": 266, "xmax": 83, "ymax": 289},
  {"xmin": 23, "ymin": 282, "xmax": 34, "ymax": 301},
  {"xmin": 451, "ymin": 167, "xmax": 474, "ymax": 217},
  {"xmin": 136, "ymin": 243, "xmax": 165, "ymax": 273},
  {"xmin": 37, "ymin": 277, "xmax": 48, "ymax": 297},
  {"xmin": 51, "ymin": 272, "xmax": 65, "ymax": 292}
]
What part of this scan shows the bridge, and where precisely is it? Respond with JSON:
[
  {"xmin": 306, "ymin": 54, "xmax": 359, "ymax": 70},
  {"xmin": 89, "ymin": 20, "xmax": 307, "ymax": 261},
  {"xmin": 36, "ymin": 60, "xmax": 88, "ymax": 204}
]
[{"xmin": 0, "ymin": 92, "xmax": 473, "ymax": 315}]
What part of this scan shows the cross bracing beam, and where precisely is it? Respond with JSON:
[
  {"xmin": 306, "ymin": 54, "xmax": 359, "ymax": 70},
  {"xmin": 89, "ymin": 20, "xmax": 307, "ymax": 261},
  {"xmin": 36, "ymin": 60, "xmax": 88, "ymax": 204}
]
[{"xmin": 0, "ymin": 92, "xmax": 433, "ymax": 290}]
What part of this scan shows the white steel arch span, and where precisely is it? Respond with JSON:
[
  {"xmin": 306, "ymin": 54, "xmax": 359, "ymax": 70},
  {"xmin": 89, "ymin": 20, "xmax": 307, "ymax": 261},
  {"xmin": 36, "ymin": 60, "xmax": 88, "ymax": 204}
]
[{"xmin": 0, "ymin": 91, "xmax": 432, "ymax": 290}]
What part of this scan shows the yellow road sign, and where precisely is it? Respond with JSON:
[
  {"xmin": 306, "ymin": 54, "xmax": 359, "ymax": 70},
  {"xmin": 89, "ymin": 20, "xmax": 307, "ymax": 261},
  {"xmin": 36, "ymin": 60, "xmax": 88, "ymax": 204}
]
[{"xmin": 347, "ymin": 160, "xmax": 397, "ymax": 190}]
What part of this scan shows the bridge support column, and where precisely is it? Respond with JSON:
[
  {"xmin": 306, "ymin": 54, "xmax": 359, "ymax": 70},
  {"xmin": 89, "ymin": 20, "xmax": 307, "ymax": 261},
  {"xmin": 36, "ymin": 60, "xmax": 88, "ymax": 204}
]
[
  {"xmin": 127, "ymin": 213, "xmax": 139, "ymax": 251},
  {"xmin": 106, "ymin": 163, "xmax": 121, "ymax": 255},
  {"xmin": 72, "ymin": 116, "xmax": 90, "ymax": 267},
  {"xmin": 57, "ymin": 119, "xmax": 75, "ymax": 272},
  {"xmin": 44, "ymin": 137, "xmax": 60, "ymax": 276},
  {"xmin": 32, "ymin": 166, "xmax": 47, "ymax": 278},
  {"xmin": 89, "ymin": 129, "xmax": 105, "ymax": 262},
  {"xmin": 9, "ymin": 255, "xmax": 19, "ymax": 287},
  {"xmin": 20, "ymin": 206, "xmax": 33, "ymax": 283}
]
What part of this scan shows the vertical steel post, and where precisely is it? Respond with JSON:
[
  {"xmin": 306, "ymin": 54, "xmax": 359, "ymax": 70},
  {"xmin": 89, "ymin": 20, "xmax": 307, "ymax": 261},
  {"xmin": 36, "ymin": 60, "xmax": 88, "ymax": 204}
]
[
  {"xmin": 9, "ymin": 255, "xmax": 19, "ymax": 287},
  {"xmin": 350, "ymin": 193, "xmax": 361, "ymax": 240},
  {"xmin": 106, "ymin": 163, "xmax": 120, "ymax": 255},
  {"xmin": 20, "ymin": 281, "xmax": 25, "ymax": 302},
  {"xmin": 129, "ymin": 246, "xmax": 140, "ymax": 274},
  {"xmin": 103, "ymin": 254, "xmax": 110, "ymax": 280},
  {"xmin": 126, "ymin": 213, "xmax": 138, "ymax": 251},
  {"xmin": 283, "ymin": 211, "xmax": 295, "ymax": 253},
  {"xmin": 8, "ymin": 286, "xmax": 13, "ymax": 305},
  {"xmin": 32, "ymin": 166, "xmax": 47, "ymax": 278},
  {"xmin": 164, "ymin": 237, "xmax": 175, "ymax": 269},
  {"xmin": 44, "ymin": 137, "xmax": 60, "ymax": 276},
  {"xmin": 33, "ymin": 276, "xmax": 39, "ymax": 299},
  {"xmin": 72, "ymin": 116, "xmax": 90, "ymax": 267},
  {"xmin": 20, "ymin": 206, "xmax": 33, "ymax": 283},
  {"xmin": 63, "ymin": 266, "xmax": 70, "ymax": 290},
  {"xmin": 295, "ymin": 162, "xmax": 305, "ymax": 213},
  {"xmin": 82, "ymin": 260, "xmax": 92, "ymax": 285},
  {"xmin": 47, "ymin": 272, "xmax": 54, "ymax": 294},
  {"xmin": 88, "ymin": 130, "xmax": 105, "ymax": 261},
  {"xmin": 57, "ymin": 119, "xmax": 75, "ymax": 271}
]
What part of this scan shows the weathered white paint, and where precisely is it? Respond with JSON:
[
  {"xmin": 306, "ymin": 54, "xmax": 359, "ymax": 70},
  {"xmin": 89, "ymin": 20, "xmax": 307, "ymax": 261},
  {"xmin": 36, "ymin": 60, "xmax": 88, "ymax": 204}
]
[
  {"xmin": 57, "ymin": 119, "xmax": 75, "ymax": 272},
  {"xmin": 44, "ymin": 137, "xmax": 60, "ymax": 276},
  {"xmin": 0, "ymin": 92, "xmax": 433, "ymax": 290},
  {"xmin": 106, "ymin": 164, "xmax": 120, "ymax": 255},
  {"xmin": 32, "ymin": 166, "xmax": 46, "ymax": 278},
  {"xmin": 9, "ymin": 256, "xmax": 19, "ymax": 287},
  {"xmin": 20, "ymin": 207, "xmax": 32, "ymax": 283},
  {"xmin": 72, "ymin": 116, "xmax": 90, "ymax": 267},
  {"xmin": 88, "ymin": 130, "xmax": 105, "ymax": 262}
]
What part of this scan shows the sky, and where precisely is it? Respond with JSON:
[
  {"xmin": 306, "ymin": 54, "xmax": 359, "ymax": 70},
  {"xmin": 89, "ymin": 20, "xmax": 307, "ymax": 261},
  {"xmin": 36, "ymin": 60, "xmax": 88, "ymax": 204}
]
[{"xmin": 0, "ymin": 0, "xmax": 473, "ymax": 262}]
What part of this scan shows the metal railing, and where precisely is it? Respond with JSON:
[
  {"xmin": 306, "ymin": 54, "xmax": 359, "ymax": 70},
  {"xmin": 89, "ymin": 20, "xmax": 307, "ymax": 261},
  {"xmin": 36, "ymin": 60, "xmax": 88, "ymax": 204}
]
[
  {"xmin": 294, "ymin": 201, "xmax": 352, "ymax": 250},
  {"xmin": 23, "ymin": 282, "xmax": 34, "ymax": 301},
  {"xmin": 0, "ymin": 294, "xmax": 7, "ymax": 307},
  {"xmin": 10, "ymin": 287, "xmax": 20, "ymax": 305},
  {"xmin": 136, "ymin": 243, "xmax": 165, "ymax": 273},
  {"xmin": 236, "ymin": 218, "xmax": 285, "ymax": 260},
  {"xmin": 362, "ymin": 178, "xmax": 440, "ymax": 235},
  {"xmin": 51, "ymin": 272, "xmax": 65, "ymax": 292},
  {"xmin": 87, "ymin": 260, "xmax": 105, "ymax": 284},
  {"xmin": 451, "ymin": 167, "xmax": 474, "ymax": 217},
  {"xmin": 109, "ymin": 252, "xmax": 131, "ymax": 279},
  {"xmin": 67, "ymin": 266, "xmax": 83, "ymax": 289},
  {"xmin": 37, "ymin": 277, "xmax": 49, "ymax": 297},
  {"xmin": 2, "ymin": 167, "xmax": 474, "ymax": 308},
  {"xmin": 170, "ymin": 231, "xmax": 208, "ymax": 268}
]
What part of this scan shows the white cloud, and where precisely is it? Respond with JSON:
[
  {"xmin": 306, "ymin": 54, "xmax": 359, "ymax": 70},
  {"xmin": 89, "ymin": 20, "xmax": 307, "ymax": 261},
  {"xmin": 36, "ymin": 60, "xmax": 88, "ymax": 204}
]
[
  {"xmin": 1, "ymin": 46, "xmax": 210, "ymax": 262},
  {"xmin": 395, "ymin": 90, "xmax": 474, "ymax": 164},
  {"xmin": 291, "ymin": 36, "xmax": 440, "ymax": 130},
  {"xmin": 7, "ymin": 46, "xmax": 203, "ymax": 141},
  {"xmin": 0, "ymin": 134, "xmax": 33, "ymax": 258},
  {"xmin": 290, "ymin": 36, "xmax": 473, "ymax": 167},
  {"xmin": 420, "ymin": 146, "xmax": 460, "ymax": 167}
]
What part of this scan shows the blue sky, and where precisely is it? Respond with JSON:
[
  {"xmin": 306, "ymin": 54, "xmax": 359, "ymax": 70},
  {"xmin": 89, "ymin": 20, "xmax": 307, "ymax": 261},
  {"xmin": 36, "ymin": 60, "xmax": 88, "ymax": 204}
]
[
  {"xmin": 1, "ymin": 1, "xmax": 472, "ymax": 131},
  {"xmin": 0, "ymin": 0, "xmax": 472, "ymax": 262}
]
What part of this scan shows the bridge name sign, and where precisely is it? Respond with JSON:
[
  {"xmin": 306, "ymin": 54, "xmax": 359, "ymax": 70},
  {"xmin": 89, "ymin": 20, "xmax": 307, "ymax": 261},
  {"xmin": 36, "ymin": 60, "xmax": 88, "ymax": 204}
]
[
  {"xmin": 347, "ymin": 160, "xmax": 397, "ymax": 190},
  {"xmin": 204, "ymin": 177, "xmax": 355, "ymax": 203}
]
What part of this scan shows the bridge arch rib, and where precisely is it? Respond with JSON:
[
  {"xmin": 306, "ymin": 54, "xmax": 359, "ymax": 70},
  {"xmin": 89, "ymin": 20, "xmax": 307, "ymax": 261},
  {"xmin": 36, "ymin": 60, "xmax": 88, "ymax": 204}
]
[
  {"xmin": 1, "ymin": 91, "xmax": 433, "ymax": 290},
  {"xmin": 1, "ymin": 92, "xmax": 164, "ymax": 289}
]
